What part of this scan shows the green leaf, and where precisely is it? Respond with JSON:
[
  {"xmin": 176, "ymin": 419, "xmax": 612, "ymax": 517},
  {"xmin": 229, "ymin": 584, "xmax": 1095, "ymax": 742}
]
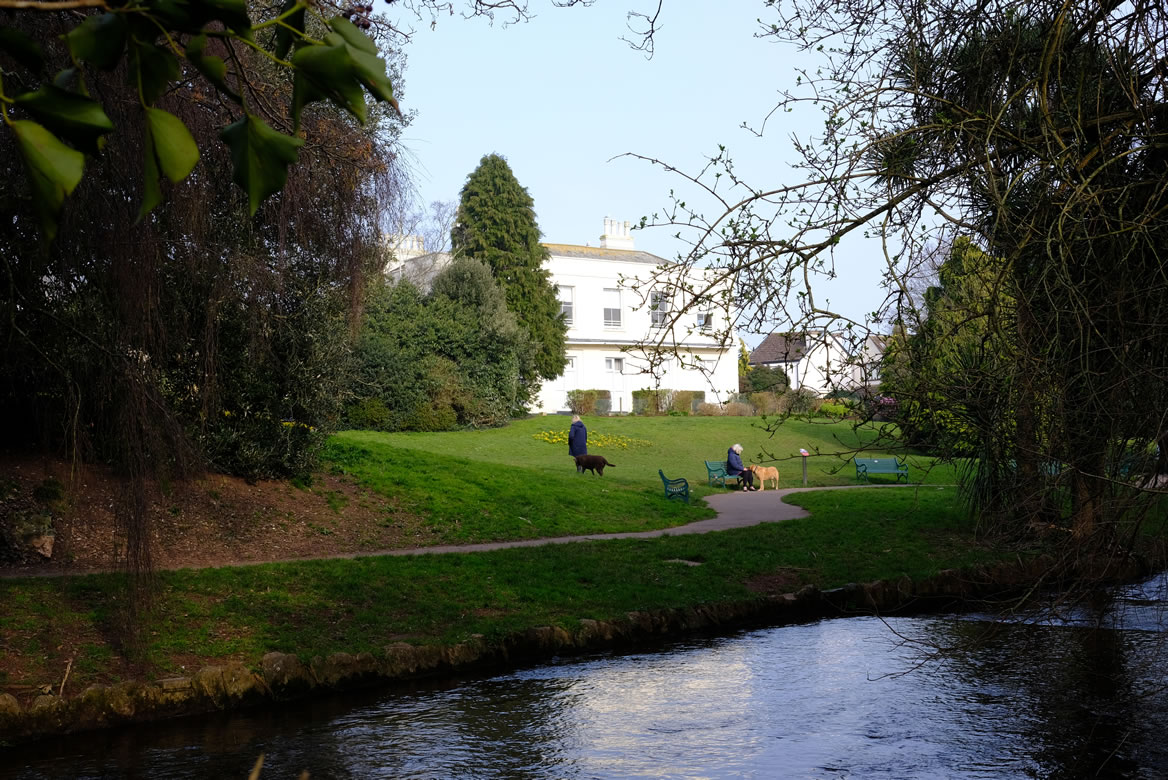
[
  {"xmin": 290, "ymin": 69, "xmax": 328, "ymax": 131},
  {"xmin": 326, "ymin": 18, "xmax": 399, "ymax": 110},
  {"xmin": 148, "ymin": 0, "xmax": 251, "ymax": 36},
  {"xmin": 52, "ymin": 68, "xmax": 80, "ymax": 90},
  {"xmin": 219, "ymin": 113, "xmax": 304, "ymax": 215},
  {"xmin": 186, "ymin": 34, "xmax": 239, "ymax": 102},
  {"xmin": 136, "ymin": 109, "xmax": 199, "ymax": 221},
  {"xmin": 138, "ymin": 129, "xmax": 164, "ymax": 221},
  {"xmin": 13, "ymin": 85, "xmax": 113, "ymax": 156},
  {"xmin": 129, "ymin": 40, "xmax": 180, "ymax": 105},
  {"xmin": 198, "ymin": 0, "xmax": 252, "ymax": 35},
  {"xmin": 274, "ymin": 0, "xmax": 306, "ymax": 61},
  {"xmin": 65, "ymin": 13, "xmax": 127, "ymax": 70},
  {"xmin": 145, "ymin": 107, "xmax": 199, "ymax": 182},
  {"xmin": 291, "ymin": 40, "xmax": 367, "ymax": 125},
  {"xmin": 289, "ymin": 21, "xmax": 400, "ymax": 127},
  {"xmin": 327, "ymin": 16, "xmax": 378, "ymax": 55},
  {"xmin": 10, "ymin": 120, "xmax": 85, "ymax": 242},
  {"xmin": 0, "ymin": 26, "xmax": 45, "ymax": 72}
]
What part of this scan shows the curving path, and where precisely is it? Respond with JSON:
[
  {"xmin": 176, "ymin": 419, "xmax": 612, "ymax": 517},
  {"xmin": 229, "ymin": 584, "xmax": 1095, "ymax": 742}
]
[
  {"xmin": 0, "ymin": 484, "xmax": 921, "ymax": 576},
  {"xmin": 367, "ymin": 483, "xmax": 919, "ymax": 558}
]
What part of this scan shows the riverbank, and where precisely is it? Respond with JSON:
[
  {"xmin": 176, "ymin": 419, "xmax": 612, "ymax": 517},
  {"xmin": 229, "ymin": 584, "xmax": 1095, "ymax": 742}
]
[
  {"xmin": 3, "ymin": 419, "xmax": 1165, "ymax": 744},
  {"xmin": 2, "ymin": 545, "xmax": 1160, "ymax": 745},
  {"xmin": 4, "ymin": 487, "xmax": 1164, "ymax": 744}
]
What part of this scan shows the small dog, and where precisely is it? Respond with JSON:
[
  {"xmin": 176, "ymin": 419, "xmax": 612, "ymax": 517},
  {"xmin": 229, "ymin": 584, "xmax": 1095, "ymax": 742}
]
[
  {"xmin": 575, "ymin": 454, "xmax": 615, "ymax": 476},
  {"xmin": 748, "ymin": 464, "xmax": 780, "ymax": 491}
]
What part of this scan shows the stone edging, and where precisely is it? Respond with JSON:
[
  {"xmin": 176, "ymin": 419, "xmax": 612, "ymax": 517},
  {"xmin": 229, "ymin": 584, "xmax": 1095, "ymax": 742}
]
[{"xmin": 0, "ymin": 554, "xmax": 1153, "ymax": 744}]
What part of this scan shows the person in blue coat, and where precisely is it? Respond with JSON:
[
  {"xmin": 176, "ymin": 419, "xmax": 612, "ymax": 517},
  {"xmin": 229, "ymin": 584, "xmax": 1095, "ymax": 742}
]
[
  {"xmin": 569, "ymin": 415, "xmax": 588, "ymax": 471},
  {"xmin": 727, "ymin": 443, "xmax": 757, "ymax": 491}
]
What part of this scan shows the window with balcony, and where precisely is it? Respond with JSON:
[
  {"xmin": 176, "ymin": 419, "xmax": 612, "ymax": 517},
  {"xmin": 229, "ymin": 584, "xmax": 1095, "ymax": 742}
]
[
  {"xmin": 558, "ymin": 285, "xmax": 574, "ymax": 325},
  {"xmin": 603, "ymin": 288, "xmax": 622, "ymax": 328}
]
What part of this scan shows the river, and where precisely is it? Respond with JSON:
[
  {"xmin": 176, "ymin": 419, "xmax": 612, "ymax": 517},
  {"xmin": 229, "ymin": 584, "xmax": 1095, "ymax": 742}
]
[{"xmin": 4, "ymin": 574, "xmax": 1167, "ymax": 779}]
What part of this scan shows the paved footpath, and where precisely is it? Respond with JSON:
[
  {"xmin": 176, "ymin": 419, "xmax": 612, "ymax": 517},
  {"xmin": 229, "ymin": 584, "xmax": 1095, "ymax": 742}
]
[
  {"xmin": 367, "ymin": 483, "xmax": 918, "ymax": 558},
  {"xmin": 0, "ymin": 484, "xmax": 920, "ymax": 576}
]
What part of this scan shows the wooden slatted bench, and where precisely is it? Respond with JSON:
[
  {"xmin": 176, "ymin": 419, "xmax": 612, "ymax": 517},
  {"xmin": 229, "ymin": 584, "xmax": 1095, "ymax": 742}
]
[
  {"xmin": 704, "ymin": 460, "xmax": 742, "ymax": 488},
  {"xmin": 855, "ymin": 457, "xmax": 909, "ymax": 483}
]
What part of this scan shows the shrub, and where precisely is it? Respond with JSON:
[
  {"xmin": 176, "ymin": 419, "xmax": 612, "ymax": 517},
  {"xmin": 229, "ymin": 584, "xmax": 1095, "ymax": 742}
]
[
  {"xmin": 672, "ymin": 390, "xmax": 698, "ymax": 414},
  {"xmin": 346, "ymin": 397, "xmax": 391, "ymax": 430},
  {"xmin": 871, "ymin": 395, "xmax": 899, "ymax": 422},
  {"xmin": 781, "ymin": 388, "xmax": 817, "ymax": 415},
  {"xmin": 750, "ymin": 392, "xmax": 781, "ymax": 415},
  {"xmin": 567, "ymin": 389, "xmax": 598, "ymax": 415},
  {"xmin": 749, "ymin": 364, "xmax": 789, "ymax": 392},
  {"xmin": 696, "ymin": 402, "xmax": 724, "ymax": 416},
  {"xmin": 593, "ymin": 389, "xmax": 612, "ymax": 415},
  {"xmin": 816, "ymin": 400, "xmax": 852, "ymax": 417},
  {"xmin": 632, "ymin": 389, "xmax": 656, "ymax": 415},
  {"xmin": 203, "ymin": 415, "xmax": 325, "ymax": 481},
  {"xmin": 405, "ymin": 403, "xmax": 458, "ymax": 432},
  {"xmin": 724, "ymin": 401, "xmax": 753, "ymax": 416}
]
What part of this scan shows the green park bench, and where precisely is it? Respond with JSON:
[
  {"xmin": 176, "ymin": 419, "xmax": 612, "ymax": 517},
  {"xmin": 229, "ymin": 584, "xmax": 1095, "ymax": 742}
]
[
  {"xmin": 659, "ymin": 470, "xmax": 690, "ymax": 503},
  {"xmin": 704, "ymin": 460, "xmax": 742, "ymax": 488},
  {"xmin": 854, "ymin": 457, "xmax": 910, "ymax": 483}
]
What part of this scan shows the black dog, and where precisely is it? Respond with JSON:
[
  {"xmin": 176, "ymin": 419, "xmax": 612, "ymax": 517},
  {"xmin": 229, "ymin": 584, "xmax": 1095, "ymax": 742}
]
[{"xmin": 575, "ymin": 454, "xmax": 615, "ymax": 475}]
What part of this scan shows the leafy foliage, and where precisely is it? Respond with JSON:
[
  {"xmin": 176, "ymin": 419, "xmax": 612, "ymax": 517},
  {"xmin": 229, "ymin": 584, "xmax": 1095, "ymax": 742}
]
[
  {"xmin": 0, "ymin": 9, "xmax": 404, "ymax": 599},
  {"xmin": 350, "ymin": 259, "xmax": 525, "ymax": 431},
  {"xmin": 451, "ymin": 153, "xmax": 567, "ymax": 393},
  {"xmin": 0, "ymin": 6, "xmax": 399, "ymax": 240},
  {"xmin": 637, "ymin": 1, "xmax": 1168, "ymax": 552},
  {"xmin": 747, "ymin": 364, "xmax": 789, "ymax": 393}
]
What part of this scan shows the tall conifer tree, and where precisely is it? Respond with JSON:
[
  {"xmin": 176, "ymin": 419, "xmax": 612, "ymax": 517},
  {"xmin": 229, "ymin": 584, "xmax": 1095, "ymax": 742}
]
[{"xmin": 452, "ymin": 154, "xmax": 566, "ymax": 392}]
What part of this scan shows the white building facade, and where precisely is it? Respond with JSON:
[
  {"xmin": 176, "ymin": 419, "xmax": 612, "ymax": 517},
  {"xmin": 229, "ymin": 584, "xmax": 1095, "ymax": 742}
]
[
  {"xmin": 389, "ymin": 219, "xmax": 739, "ymax": 415},
  {"xmin": 537, "ymin": 220, "xmax": 737, "ymax": 414}
]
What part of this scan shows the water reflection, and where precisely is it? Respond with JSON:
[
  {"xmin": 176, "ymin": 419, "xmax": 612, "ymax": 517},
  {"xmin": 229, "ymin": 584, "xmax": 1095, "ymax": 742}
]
[{"xmin": 5, "ymin": 576, "xmax": 1168, "ymax": 779}]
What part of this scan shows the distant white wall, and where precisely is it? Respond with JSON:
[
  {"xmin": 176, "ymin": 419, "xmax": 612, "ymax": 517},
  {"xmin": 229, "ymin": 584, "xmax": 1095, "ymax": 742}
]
[{"xmin": 534, "ymin": 250, "xmax": 737, "ymax": 414}]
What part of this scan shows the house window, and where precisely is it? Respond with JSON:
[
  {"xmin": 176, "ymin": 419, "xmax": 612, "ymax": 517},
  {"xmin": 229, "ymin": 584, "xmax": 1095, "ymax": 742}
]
[
  {"xmin": 558, "ymin": 285, "xmax": 574, "ymax": 325},
  {"xmin": 650, "ymin": 290, "xmax": 670, "ymax": 328},
  {"xmin": 603, "ymin": 288, "xmax": 622, "ymax": 328},
  {"xmin": 696, "ymin": 311, "xmax": 712, "ymax": 329},
  {"xmin": 605, "ymin": 357, "xmax": 624, "ymax": 372}
]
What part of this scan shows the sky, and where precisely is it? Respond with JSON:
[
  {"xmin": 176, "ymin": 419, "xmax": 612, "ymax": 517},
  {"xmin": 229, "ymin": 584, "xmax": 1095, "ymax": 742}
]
[{"xmin": 391, "ymin": 1, "xmax": 888, "ymax": 345}]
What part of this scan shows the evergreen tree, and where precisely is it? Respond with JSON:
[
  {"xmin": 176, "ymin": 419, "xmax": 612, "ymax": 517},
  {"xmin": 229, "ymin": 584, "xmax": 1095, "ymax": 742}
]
[{"xmin": 451, "ymin": 154, "xmax": 567, "ymax": 393}]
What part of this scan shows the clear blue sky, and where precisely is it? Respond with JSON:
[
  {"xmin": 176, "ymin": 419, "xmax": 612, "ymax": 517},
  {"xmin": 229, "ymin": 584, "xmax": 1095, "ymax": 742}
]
[{"xmin": 394, "ymin": 2, "xmax": 887, "ymax": 343}]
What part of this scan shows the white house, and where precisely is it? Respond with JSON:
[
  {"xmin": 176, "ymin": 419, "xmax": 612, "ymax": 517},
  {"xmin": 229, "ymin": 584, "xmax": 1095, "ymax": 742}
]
[
  {"xmin": 388, "ymin": 218, "xmax": 739, "ymax": 414},
  {"xmin": 749, "ymin": 330, "xmax": 886, "ymax": 396}
]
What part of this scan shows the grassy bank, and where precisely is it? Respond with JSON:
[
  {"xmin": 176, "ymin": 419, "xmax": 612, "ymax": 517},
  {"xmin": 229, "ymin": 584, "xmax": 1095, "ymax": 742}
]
[
  {"xmin": 321, "ymin": 416, "xmax": 959, "ymax": 546},
  {"xmin": 2, "ymin": 484, "xmax": 999, "ymax": 694},
  {"xmin": 1, "ymin": 417, "xmax": 984, "ymax": 700},
  {"xmin": 336, "ymin": 415, "xmax": 959, "ymax": 493}
]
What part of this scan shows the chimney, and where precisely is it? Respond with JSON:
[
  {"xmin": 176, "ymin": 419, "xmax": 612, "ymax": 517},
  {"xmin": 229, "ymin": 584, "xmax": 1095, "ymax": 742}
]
[
  {"xmin": 599, "ymin": 217, "xmax": 635, "ymax": 250},
  {"xmin": 387, "ymin": 234, "xmax": 426, "ymax": 260}
]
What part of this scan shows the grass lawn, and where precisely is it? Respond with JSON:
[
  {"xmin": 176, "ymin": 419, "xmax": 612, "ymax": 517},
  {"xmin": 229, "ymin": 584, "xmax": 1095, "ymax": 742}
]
[
  {"xmin": 324, "ymin": 416, "xmax": 960, "ymax": 545},
  {"xmin": 1, "ymin": 483, "xmax": 1003, "ymax": 691},
  {"xmin": 0, "ymin": 418, "xmax": 990, "ymax": 698}
]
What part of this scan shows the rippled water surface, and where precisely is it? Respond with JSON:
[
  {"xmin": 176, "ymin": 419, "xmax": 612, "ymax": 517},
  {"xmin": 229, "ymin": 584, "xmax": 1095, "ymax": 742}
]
[{"xmin": 6, "ymin": 575, "xmax": 1168, "ymax": 779}]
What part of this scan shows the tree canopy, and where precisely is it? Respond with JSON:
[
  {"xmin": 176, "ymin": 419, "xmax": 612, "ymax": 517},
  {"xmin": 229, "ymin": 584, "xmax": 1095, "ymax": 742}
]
[
  {"xmin": 350, "ymin": 259, "xmax": 526, "ymax": 431},
  {"xmin": 451, "ymin": 153, "xmax": 566, "ymax": 394},
  {"xmin": 636, "ymin": 0, "xmax": 1168, "ymax": 549}
]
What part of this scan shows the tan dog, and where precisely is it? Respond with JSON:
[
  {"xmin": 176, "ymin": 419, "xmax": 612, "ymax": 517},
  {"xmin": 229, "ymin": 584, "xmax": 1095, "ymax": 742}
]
[{"xmin": 748, "ymin": 464, "xmax": 780, "ymax": 491}]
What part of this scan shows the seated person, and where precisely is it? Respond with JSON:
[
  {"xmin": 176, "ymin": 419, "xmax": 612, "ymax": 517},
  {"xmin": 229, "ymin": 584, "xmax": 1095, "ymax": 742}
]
[{"xmin": 727, "ymin": 443, "xmax": 757, "ymax": 491}]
